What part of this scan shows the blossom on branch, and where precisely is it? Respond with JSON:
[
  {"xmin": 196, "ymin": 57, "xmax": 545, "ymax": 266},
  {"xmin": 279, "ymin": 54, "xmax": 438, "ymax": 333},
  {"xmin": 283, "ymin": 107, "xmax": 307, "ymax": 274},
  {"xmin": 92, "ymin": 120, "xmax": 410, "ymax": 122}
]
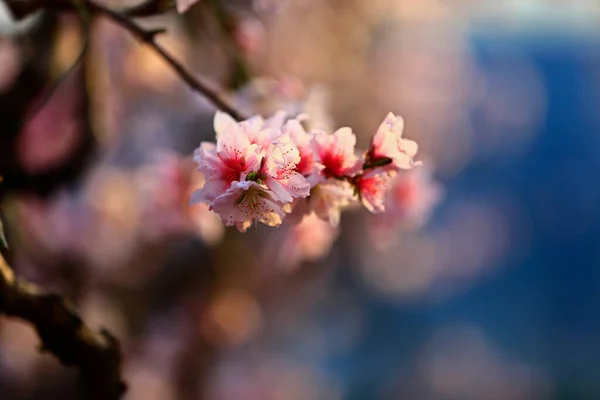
[
  {"xmin": 190, "ymin": 110, "xmax": 427, "ymax": 232},
  {"xmin": 355, "ymin": 170, "xmax": 395, "ymax": 213},
  {"xmin": 368, "ymin": 112, "xmax": 420, "ymax": 170},
  {"xmin": 262, "ymin": 134, "xmax": 310, "ymax": 203},
  {"xmin": 190, "ymin": 122, "xmax": 262, "ymax": 204},
  {"xmin": 210, "ymin": 181, "xmax": 285, "ymax": 232},
  {"xmin": 312, "ymin": 127, "xmax": 361, "ymax": 180},
  {"xmin": 282, "ymin": 119, "xmax": 315, "ymax": 177}
]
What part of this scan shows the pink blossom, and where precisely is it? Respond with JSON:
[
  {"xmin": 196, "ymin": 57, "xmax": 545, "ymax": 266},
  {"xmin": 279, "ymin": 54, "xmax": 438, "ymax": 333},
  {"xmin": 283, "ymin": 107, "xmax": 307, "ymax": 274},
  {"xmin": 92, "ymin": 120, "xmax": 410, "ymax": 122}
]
[
  {"xmin": 137, "ymin": 152, "xmax": 225, "ymax": 244},
  {"xmin": 136, "ymin": 152, "xmax": 190, "ymax": 240},
  {"xmin": 270, "ymin": 213, "xmax": 340, "ymax": 271},
  {"xmin": 369, "ymin": 112, "xmax": 419, "ymax": 170},
  {"xmin": 309, "ymin": 180, "xmax": 357, "ymax": 226},
  {"xmin": 190, "ymin": 118, "xmax": 263, "ymax": 204},
  {"xmin": 355, "ymin": 170, "xmax": 396, "ymax": 213},
  {"xmin": 312, "ymin": 127, "xmax": 361, "ymax": 180},
  {"xmin": 214, "ymin": 111, "xmax": 286, "ymax": 151},
  {"xmin": 210, "ymin": 181, "xmax": 285, "ymax": 232},
  {"xmin": 382, "ymin": 166, "xmax": 443, "ymax": 229},
  {"xmin": 282, "ymin": 119, "xmax": 315, "ymax": 177},
  {"xmin": 261, "ymin": 134, "xmax": 311, "ymax": 203},
  {"xmin": 234, "ymin": 18, "xmax": 266, "ymax": 59},
  {"xmin": 17, "ymin": 69, "xmax": 83, "ymax": 174}
]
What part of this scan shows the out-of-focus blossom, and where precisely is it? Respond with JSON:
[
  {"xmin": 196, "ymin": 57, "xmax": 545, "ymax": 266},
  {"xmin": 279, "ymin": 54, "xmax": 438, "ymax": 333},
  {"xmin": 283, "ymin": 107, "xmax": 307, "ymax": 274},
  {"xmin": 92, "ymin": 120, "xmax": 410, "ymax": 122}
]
[
  {"xmin": 137, "ymin": 151, "xmax": 225, "ymax": 244},
  {"xmin": 306, "ymin": 180, "xmax": 356, "ymax": 227},
  {"xmin": 201, "ymin": 289, "xmax": 264, "ymax": 347},
  {"xmin": 358, "ymin": 200, "xmax": 511, "ymax": 300},
  {"xmin": 16, "ymin": 70, "xmax": 83, "ymax": 174},
  {"xmin": 124, "ymin": 313, "xmax": 189, "ymax": 400},
  {"xmin": 312, "ymin": 127, "xmax": 361, "ymax": 180},
  {"xmin": 386, "ymin": 326, "xmax": 551, "ymax": 400},
  {"xmin": 270, "ymin": 213, "xmax": 340, "ymax": 271},
  {"xmin": 176, "ymin": 0, "xmax": 200, "ymax": 14},
  {"xmin": 355, "ymin": 169, "xmax": 395, "ymax": 213},
  {"xmin": 207, "ymin": 354, "xmax": 341, "ymax": 400},
  {"xmin": 210, "ymin": 180, "xmax": 285, "ymax": 232},
  {"xmin": 368, "ymin": 112, "xmax": 419, "ymax": 170},
  {"xmin": 378, "ymin": 165, "xmax": 443, "ymax": 230},
  {"xmin": 234, "ymin": 18, "xmax": 267, "ymax": 60},
  {"xmin": 137, "ymin": 152, "xmax": 192, "ymax": 240}
]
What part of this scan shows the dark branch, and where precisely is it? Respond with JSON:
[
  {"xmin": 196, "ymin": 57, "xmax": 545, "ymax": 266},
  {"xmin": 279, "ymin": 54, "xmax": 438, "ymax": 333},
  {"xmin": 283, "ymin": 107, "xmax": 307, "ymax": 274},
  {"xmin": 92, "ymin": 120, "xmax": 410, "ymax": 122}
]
[{"xmin": 0, "ymin": 253, "xmax": 126, "ymax": 400}]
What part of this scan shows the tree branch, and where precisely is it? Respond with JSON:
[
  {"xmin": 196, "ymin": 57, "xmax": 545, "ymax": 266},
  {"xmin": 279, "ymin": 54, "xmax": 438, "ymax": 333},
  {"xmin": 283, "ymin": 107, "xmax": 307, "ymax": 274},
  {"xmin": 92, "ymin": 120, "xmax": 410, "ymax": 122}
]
[
  {"xmin": 4, "ymin": 0, "xmax": 247, "ymax": 121},
  {"xmin": 0, "ymin": 253, "xmax": 126, "ymax": 399},
  {"xmin": 93, "ymin": 2, "xmax": 245, "ymax": 120}
]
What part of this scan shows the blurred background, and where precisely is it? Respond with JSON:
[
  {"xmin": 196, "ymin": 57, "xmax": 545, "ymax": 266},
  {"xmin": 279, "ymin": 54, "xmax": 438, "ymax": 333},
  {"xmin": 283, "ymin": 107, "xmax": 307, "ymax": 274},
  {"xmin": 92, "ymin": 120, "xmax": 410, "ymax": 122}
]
[{"xmin": 1, "ymin": 0, "xmax": 600, "ymax": 399}]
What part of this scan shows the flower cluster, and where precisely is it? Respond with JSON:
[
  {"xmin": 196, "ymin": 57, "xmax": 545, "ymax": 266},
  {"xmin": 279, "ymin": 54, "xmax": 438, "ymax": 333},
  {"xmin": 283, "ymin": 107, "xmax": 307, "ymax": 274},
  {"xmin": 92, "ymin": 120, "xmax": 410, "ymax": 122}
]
[{"xmin": 189, "ymin": 111, "xmax": 420, "ymax": 232}]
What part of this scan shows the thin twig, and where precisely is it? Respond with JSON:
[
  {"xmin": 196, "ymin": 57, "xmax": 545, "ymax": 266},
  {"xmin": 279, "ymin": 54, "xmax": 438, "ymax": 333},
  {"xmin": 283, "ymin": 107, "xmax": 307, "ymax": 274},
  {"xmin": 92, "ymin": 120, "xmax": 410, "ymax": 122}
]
[
  {"xmin": 0, "ymin": 253, "xmax": 126, "ymax": 399},
  {"xmin": 3, "ymin": 0, "xmax": 247, "ymax": 121},
  {"xmin": 90, "ymin": 1, "xmax": 245, "ymax": 120}
]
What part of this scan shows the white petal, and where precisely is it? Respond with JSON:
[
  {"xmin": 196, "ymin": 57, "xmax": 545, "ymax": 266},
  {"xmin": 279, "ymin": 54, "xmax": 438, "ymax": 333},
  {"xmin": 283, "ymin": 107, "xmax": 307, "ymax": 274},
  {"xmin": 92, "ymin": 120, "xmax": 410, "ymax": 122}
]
[{"xmin": 214, "ymin": 111, "xmax": 237, "ymax": 138}]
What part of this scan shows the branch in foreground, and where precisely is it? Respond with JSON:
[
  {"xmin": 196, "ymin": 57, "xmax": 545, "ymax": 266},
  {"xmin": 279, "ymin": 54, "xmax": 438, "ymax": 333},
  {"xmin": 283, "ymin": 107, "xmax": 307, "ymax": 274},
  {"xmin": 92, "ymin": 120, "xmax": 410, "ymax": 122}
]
[
  {"xmin": 0, "ymin": 253, "xmax": 125, "ymax": 399},
  {"xmin": 4, "ymin": 0, "xmax": 247, "ymax": 121}
]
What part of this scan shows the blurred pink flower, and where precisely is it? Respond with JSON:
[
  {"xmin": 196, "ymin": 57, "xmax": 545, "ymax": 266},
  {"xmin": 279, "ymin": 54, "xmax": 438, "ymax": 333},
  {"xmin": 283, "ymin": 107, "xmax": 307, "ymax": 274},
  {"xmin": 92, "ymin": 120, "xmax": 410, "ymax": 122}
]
[
  {"xmin": 309, "ymin": 180, "xmax": 356, "ymax": 227},
  {"xmin": 312, "ymin": 127, "xmax": 361, "ymax": 180},
  {"xmin": 136, "ymin": 151, "xmax": 224, "ymax": 244},
  {"xmin": 176, "ymin": 0, "xmax": 200, "ymax": 14},
  {"xmin": 355, "ymin": 169, "xmax": 395, "ymax": 213},
  {"xmin": 273, "ymin": 213, "xmax": 340, "ymax": 271},
  {"xmin": 210, "ymin": 180, "xmax": 285, "ymax": 232},
  {"xmin": 17, "ymin": 70, "xmax": 83, "ymax": 174},
  {"xmin": 368, "ymin": 112, "xmax": 419, "ymax": 170},
  {"xmin": 234, "ymin": 18, "xmax": 267, "ymax": 59},
  {"xmin": 137, "ymin": 153, "xmax": 189, "ymax": 238},
  {"xmin": 381, "ymin": 166, "xmax": 443, "ymax": 230}
]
